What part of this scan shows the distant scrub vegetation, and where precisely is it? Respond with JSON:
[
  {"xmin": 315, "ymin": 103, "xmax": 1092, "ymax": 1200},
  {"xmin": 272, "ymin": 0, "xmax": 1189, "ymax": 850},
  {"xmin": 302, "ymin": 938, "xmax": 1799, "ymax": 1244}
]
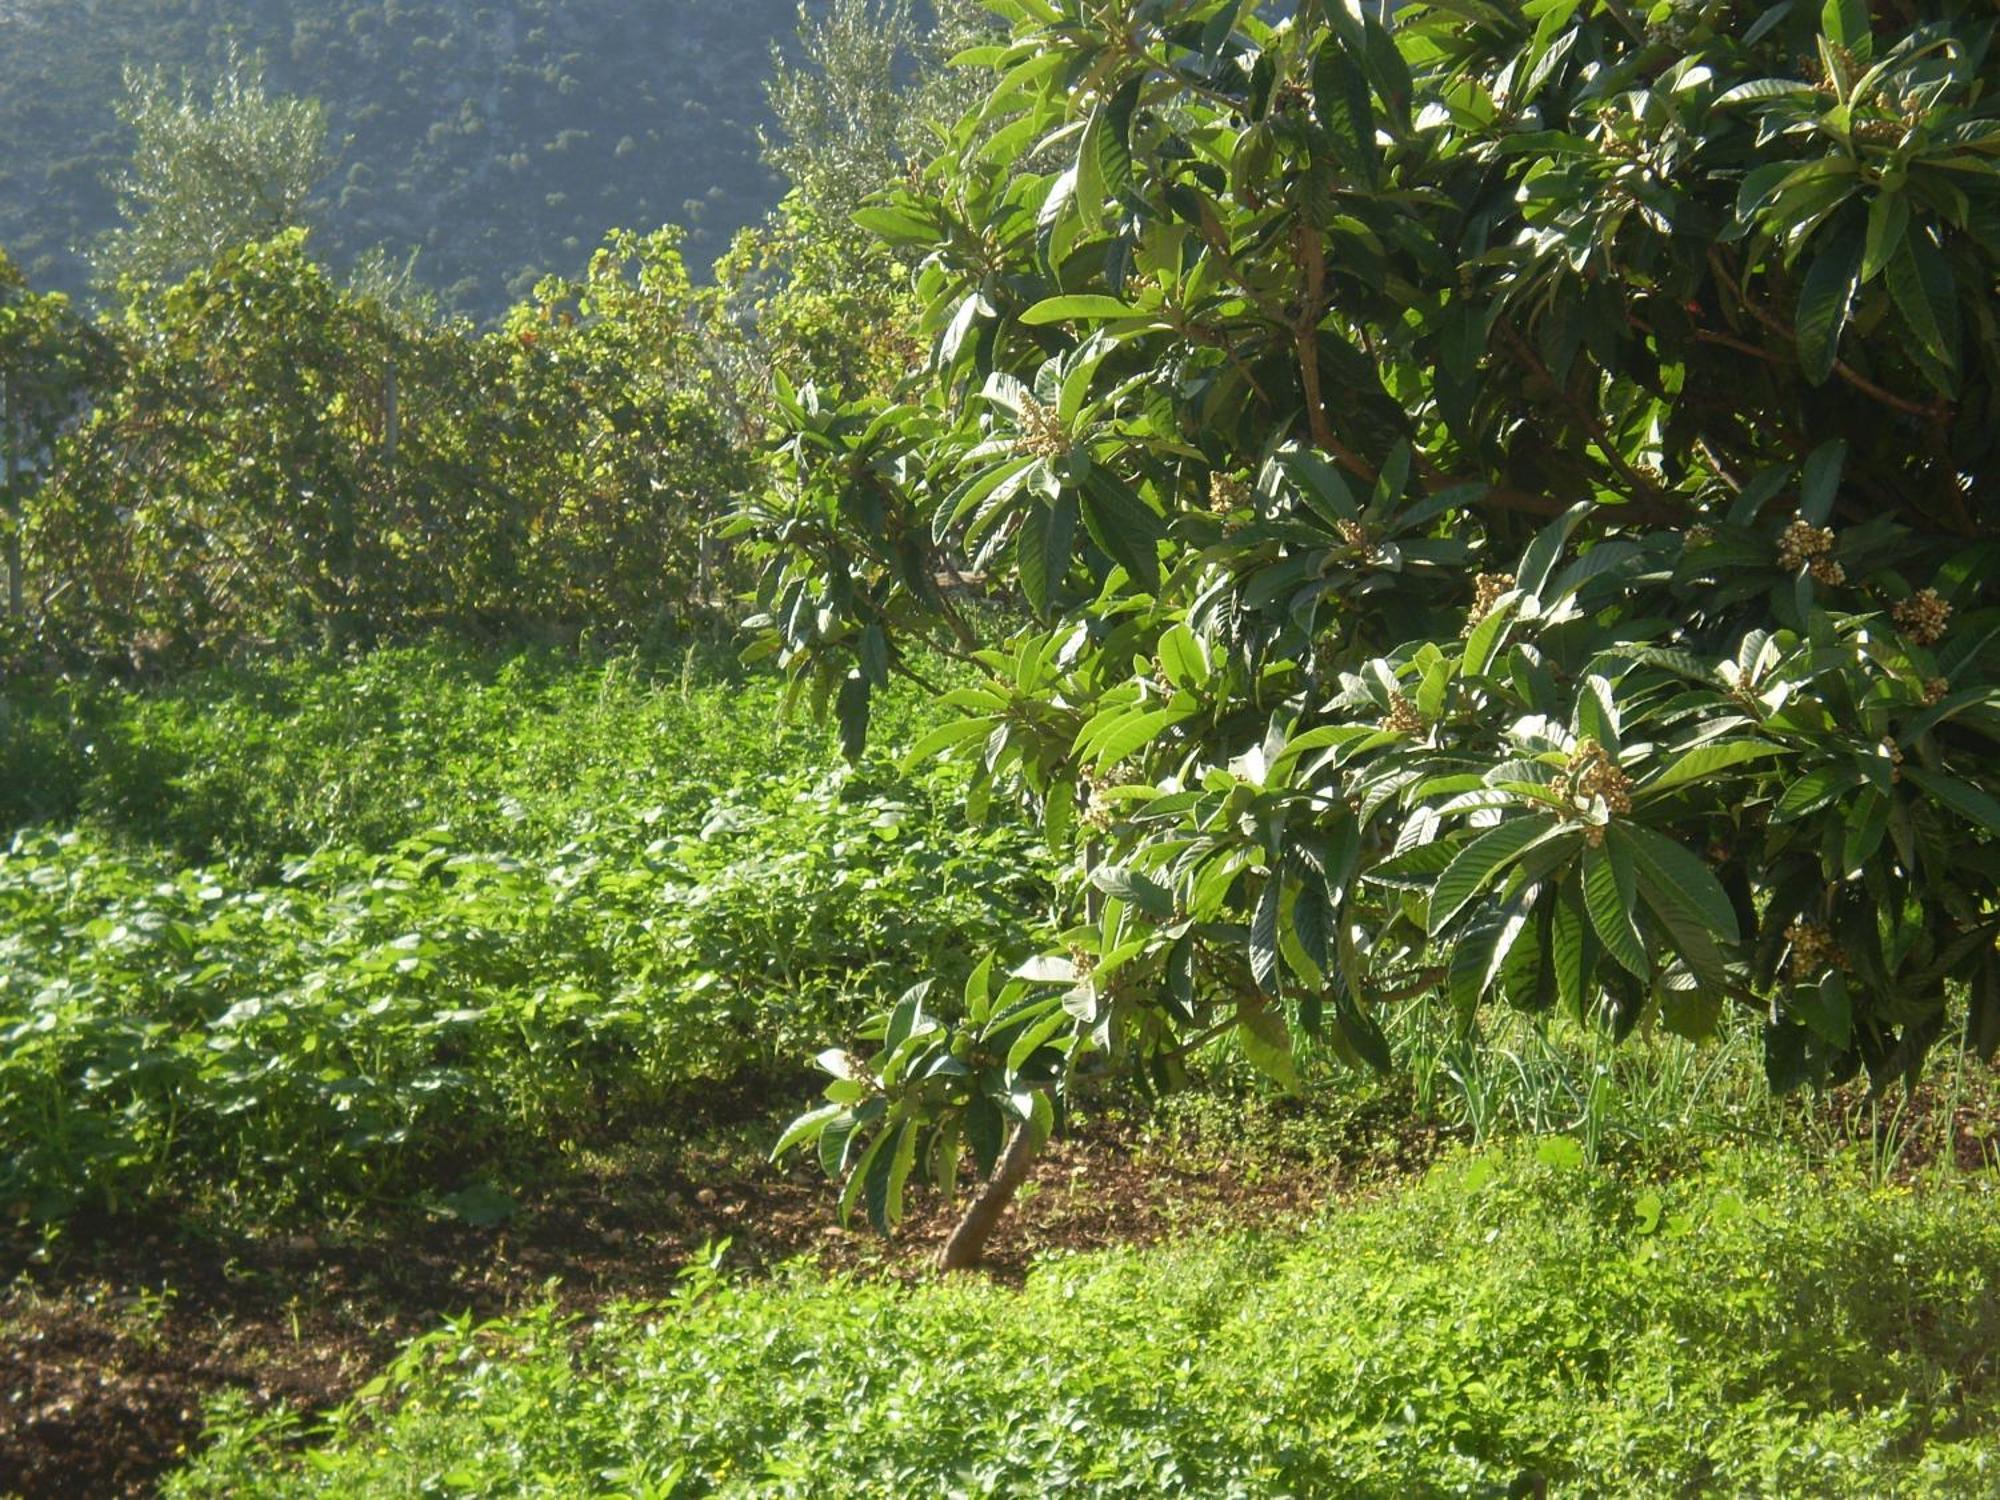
[
  {"xmin": 0, "ymin": 0, "xmax": 795, "ymax": 312},
  {"xmin": 0, "ymin": 208, "xmax": 913, "ymax": 668}
]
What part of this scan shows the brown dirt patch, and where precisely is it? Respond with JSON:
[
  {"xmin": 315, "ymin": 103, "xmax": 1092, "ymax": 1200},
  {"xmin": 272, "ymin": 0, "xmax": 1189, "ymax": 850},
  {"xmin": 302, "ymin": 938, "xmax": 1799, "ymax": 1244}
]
[
  {"xmin": 10, "ymin": 1059, "xmax": 1987, "ymax": 1499},
  {"xmin": 0, "ymin": 1100, "xmax": 1425, "ymax": 1500}
]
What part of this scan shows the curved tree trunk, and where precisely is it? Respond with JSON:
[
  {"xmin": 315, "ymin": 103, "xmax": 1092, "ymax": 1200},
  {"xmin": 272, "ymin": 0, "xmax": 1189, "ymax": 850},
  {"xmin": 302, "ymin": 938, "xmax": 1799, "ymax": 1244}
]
[
  {"xmin": 3, "ymin": 389, "xmax": 22, "ymax": 617},
  {"xmin": 936, "ymin": 1117, "xmax": 1045, "ymax": 1272}
]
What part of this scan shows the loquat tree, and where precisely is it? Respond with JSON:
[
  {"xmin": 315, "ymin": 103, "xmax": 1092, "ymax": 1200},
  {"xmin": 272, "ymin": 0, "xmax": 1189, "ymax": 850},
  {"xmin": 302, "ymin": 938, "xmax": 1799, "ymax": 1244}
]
[{"xmin": 741, "ymin": 0, "xmax": 2000, "ymax": 1267}]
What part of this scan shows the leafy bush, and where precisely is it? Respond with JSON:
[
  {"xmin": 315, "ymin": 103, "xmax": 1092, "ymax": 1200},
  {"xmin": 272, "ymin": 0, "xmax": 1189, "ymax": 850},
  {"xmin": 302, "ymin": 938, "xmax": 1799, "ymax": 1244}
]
[
  {"xmin": 167, "ymin": 1148, "xmax": 2000, "ymax": 1497},
  {"xmin": 739, "ymin": 0, "xmax": 2000, "ymax": 1253},
  {"xmin": 21, "ymin": 230, "xmax": 754, "ymax": 662},
  {"xmin": 1, "ymin": 249, "xmax": 107, "ymax": 621}
]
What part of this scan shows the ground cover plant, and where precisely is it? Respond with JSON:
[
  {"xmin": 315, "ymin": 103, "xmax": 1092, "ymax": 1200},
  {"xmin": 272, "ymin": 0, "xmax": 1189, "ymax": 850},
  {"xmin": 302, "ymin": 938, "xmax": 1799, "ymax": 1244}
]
[
  {"xmin": 166, "ymin": 1145, "xmax": 2000, "ymax": 1498},
  {"xmin": 0, "ymin": 644, "xmax": 1051, "ymax": 1226},
  {"xmin": 2, "ymin": 642, "xmax": 965, "ymax": 862}
]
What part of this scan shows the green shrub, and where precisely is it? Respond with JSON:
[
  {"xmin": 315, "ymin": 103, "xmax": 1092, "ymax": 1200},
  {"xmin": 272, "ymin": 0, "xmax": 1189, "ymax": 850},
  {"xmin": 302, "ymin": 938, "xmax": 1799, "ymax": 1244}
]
[{"xmin": 24, "ymin": 230, "xmax": 756, "ymax": 662}]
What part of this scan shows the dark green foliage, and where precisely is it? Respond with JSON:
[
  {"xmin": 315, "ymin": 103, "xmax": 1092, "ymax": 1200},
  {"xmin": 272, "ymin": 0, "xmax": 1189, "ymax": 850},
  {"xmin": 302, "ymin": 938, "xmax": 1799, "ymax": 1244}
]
[
  {"xmin": 167, "ymin": 1148, "xmax": 2000, "ymax": 1496},
  {"xmin": 743, "ymin": 0, "xmax": 2000, "ymax": 1226},
  {"xmin": 0, "ymin": 0, "xmax": 792, "ymax": 313}
]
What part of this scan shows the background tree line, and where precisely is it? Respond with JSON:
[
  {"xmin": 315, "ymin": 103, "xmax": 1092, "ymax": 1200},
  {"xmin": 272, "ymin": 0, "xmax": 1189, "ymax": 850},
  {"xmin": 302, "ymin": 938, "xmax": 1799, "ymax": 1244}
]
[
  {"xmin": 0, "ymin": 211, "xmax": 926, "ymax": 667},
  {"xmin": 0, "ymin": 0, "xmax": 954, "ymax": 668}
]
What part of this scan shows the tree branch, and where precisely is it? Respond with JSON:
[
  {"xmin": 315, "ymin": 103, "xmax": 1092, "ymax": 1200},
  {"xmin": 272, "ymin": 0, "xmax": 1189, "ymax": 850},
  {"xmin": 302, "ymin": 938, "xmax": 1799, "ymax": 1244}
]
[
  {"xmin": 1704, "ymin": 246, "xmax": 1949, "ymax": 423},
  {"xmin": 1493, "ymin": 315, "xmax": 1670, "ymax": 506},
  {"xmin": 890, "ymin": 657, "xmax": 946, "ymax": 698},
  {"xmin": 1293, "ymin": 228, "xmax": 1381, "ymax": 486}
]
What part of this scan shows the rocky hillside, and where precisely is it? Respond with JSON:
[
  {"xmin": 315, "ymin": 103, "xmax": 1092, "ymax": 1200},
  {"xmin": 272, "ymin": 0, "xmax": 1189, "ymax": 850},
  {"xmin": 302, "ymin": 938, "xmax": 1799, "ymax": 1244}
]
[{"xmin": 0, "ymin": 0, "xmax": 796, "ymax": 312}]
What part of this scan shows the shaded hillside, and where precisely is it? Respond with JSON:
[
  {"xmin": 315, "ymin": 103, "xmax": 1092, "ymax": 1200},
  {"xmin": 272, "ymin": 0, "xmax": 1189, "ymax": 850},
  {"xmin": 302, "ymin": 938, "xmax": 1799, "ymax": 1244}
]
[{"xmin": 0, "ymin": 0, "xmax": 794, "ymax": 312}]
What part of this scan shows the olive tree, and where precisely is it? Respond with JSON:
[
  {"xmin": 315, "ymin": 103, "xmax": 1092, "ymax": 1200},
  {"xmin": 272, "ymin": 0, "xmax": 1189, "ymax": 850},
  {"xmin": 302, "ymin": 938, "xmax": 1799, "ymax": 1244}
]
[
  {"xmin": 763, "ymin": 0, "xmax": 1000, "ymax": 253},
  {"xmin": 739, "ymin": 0, "xmax": 2000, "ymax": 1267},
  {"xmin": 96, "ymin": 46, "xmax": 332, "ymax": 290}
]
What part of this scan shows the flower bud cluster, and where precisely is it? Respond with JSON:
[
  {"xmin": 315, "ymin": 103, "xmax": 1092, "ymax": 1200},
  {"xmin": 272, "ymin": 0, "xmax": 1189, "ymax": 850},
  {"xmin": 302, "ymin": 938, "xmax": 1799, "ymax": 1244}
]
[
  {"xmin": 1077, "ymin": 763, "xmax": 1139, "ymax": 833},
  {"xmin": 1379, "ymin": 691, "xmax": 1426, "ymax": 736},
  {"xmin": 1015, "ymin": 395, "xmax": 1069, "ymax": 461},
  {"xmin": 1893, "ymin": 588, "xmax": 1951, "ymax": 647},
  {"xmin": 1080, "ymin": 789, "xmax": 1114, "ymax": 833},
  {"xmin": 1785, "ymin": 920, "xmax": 1842, "ymax": 981},
  {"xmin": 1553, "ymin": 738, "xmax": 1633, "ymax": 818},
  {"xmin": 1879, "ymin": 735, "xmax": 1904, "ymax": 783},
  {"xmin": 1462, "ymin": 571, "xmax": 1514, "ymax": 637},
  {"xmin": 1335, "ymin": 517, "xmax": 1380, "ymax": 561},
  {"xmin": 1777, "ymin": 517, "xmax": 1844, "ymax": 585},
  {"xmin": 1208, "ymin": 470, "xmax": 1251, "ymax": 515},
  {"xmin": 1776, "ymin": 517, "xmax": 1833, "ymax": 568}
]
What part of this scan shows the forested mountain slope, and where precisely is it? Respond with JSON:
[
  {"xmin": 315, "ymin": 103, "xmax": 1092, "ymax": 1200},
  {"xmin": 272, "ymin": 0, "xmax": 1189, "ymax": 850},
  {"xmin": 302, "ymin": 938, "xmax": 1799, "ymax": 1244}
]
[{"xmin": 0, "ymin": 0, "xmax": 794, "ymax": 312}]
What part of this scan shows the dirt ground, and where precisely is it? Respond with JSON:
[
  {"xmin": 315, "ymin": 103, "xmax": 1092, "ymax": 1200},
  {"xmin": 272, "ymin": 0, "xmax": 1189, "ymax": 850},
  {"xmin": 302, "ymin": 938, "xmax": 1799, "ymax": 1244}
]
[
  {"xmin": 0, "ymin": 1099, "xmax": 1429, "ymax": 1500},
  {"xmin": 7, "ymin": 1064, "xmax": 1989, "ymax": 1500}
]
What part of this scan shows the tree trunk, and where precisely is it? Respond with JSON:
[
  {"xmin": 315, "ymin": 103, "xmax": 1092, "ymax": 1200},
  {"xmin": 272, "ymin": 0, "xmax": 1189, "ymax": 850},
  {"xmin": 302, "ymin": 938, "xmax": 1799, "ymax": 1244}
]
[
  {"xmin": 2, "ymin": 381, "xmax": 19, "ymax": 618},
  {"xmin": 936, "ymin": 1115, "xmax": 1045, "ymax": 1272},
  {"xmin": 382, "ymin": 356, "xmax": 400, "ymax": 470}
]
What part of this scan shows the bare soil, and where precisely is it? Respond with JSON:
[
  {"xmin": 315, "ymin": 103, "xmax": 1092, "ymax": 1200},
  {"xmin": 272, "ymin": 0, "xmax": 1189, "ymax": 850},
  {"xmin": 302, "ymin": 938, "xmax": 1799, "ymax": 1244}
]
[
  {"xmin": 7, "ymin": 1062, "xmax": 1988, "ymax": 1500},
  {"xmin": 0, "ymin": 1095, "xmax": 1436, "ymax": 1500}
]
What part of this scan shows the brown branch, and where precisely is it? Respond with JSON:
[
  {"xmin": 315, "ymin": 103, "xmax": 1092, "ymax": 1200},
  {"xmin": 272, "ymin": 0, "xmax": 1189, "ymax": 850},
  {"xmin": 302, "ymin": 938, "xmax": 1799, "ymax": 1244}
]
[
  {"xmin": 937, "ymin": 1106, "xmax": 1046, "ymax": 1271},
  {"xmin": 1831, "ymin": 358, "xmax": 1944, "ymax": 422},
  {"xmin": 1194, "ymin": 203, "xmax": 1283, "ymax": 323},
  {"xmin": 1442, "ymin": 478, "xmax": 1685, "ymax": 528},
  {"xmin": 1367, "ymin": 966, "xmax": 1447, "ymax": 1004},
  {"xmin": 890, "ymin": 658, "xmax": 946, "ymax": 698},
  {"xmin": 1691, "ymin": 327, "xmax": 1782, "ymax": 364},
  {"xmin": 1671, "ymin": 348, "xmax": 1807, "ymax": 458},
  {"xmin": 1293, "ymin": 226, "xmax": 1335, "ymax": 451},
  {"xmin": 1705, "ymin": 246, "xmax": 1948, "ymax": 422},
  {"xmin": 924, "ymin": 566, "xmax": 982, "ymax": 652},
  {"xmin": 1292, "ymin": 228, "xmax": 1379, "ymax": 486},
  {"xmin": 1160, "ymin": 1013, "xmax": 1240, "ymax": 1066},
  {"xmin": 1179, "ymin": 319, "xmax": 1276, "ymax": 408},
  {"xmin": 1323, "ymin": 430, "xmax": 1379, "ymax": 487},
  {"xmin": 1694, "ymin": 437, "xmax": 1745, "ymax": 494},
  {"xmin": 1493, "ymin": 315, "xmax": 1670, "ymax": 506}
]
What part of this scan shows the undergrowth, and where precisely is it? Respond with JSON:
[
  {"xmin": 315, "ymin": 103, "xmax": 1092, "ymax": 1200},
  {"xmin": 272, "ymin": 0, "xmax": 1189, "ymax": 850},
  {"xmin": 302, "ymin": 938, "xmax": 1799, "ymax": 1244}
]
[
  {"xmin": 167, "ymin": 1145, "xmax": 2000, "ymax": 1498},
  {"xmin": 0, "ymin": 643, "xmax": 1052, "ymax": 1224}
]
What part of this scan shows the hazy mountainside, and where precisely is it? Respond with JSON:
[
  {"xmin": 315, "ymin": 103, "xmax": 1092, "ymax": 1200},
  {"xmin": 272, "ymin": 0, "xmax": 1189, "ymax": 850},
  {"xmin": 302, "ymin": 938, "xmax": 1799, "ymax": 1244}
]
[{"xmin": 0, "ymin": 0, "xmax": 796, "ymax": 313}]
